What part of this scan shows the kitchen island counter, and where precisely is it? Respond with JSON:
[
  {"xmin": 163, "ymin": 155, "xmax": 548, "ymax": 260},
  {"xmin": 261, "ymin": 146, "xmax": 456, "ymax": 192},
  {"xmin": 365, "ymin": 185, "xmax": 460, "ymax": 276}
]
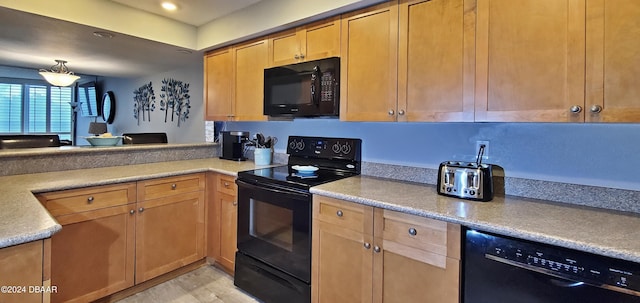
[
  {"xmin": 311, "ymin": 175, "xmax": 640, "ymax": 263},
  {"xmin": 0, "ymin": 158, "xmax": 269, "ymax": 249}
]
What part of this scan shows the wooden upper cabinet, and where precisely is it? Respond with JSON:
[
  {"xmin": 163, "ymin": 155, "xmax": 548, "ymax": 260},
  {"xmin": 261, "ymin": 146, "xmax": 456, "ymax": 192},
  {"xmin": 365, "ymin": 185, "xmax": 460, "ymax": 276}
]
[
  {"xmin": 475, "ymin": 0, "xmax": 586, "ymax": 122},
  {"xmin": 586, "ymin": 0, "xmax": 640, "ymax": 122},
  {"xmin": 269, "ymin": 16, "xmax": 341, "ymax": 67},
  {"xmin": 204, "ymin": 48, "xmax": 233, "ymax": 121},
  {"xmin": 398, "ymin": 0, "xmax": 476, "ymax": 122},
  {"xmin": 233, "ymin": 39, "xmax": 269, "ymax": 121},
  {"xmin": 340, "ymin": 1, "xmax": 399, "ymax": 122}
]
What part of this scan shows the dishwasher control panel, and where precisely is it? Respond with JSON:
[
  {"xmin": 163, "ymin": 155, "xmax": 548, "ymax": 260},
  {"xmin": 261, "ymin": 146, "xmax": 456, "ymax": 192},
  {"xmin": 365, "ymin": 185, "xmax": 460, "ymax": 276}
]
[{"xmin": 466, "ymin": 229, "xmax": 640, "ymax": 296}]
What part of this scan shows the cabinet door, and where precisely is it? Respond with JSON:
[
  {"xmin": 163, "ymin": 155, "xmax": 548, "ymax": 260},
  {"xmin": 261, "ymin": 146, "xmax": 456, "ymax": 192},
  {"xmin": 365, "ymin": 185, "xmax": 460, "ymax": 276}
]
[
  {"xmin": 50, "ymin": 206, "xmax": 135, "ymax": 303},
  {"xmin": 204, "ymin": 48, "xmax": 234, "ymax": 121},
  {"xmin": 218, "ymin": 191, "xmax": 238, "ymax": 273},
  {"xmin": 398, "ymin": 0, "xmax": 475, "ymax": 122},
  {"xmin": 312, "ymin": 196, "xmax": 374, "ymax": 303},
  {"xmin": 340, "ymin": 1, "xmax": 399, "ymax": 121},
  {"xmin": 303, "ymin": 16, "xmax": 341, "ymax": 62},
  {"xmin": 135, "ymin": 191, "xmax": 205, "ymax": 283},
  {"xmin": 375, "ymin": 209, "xmax": 461, "ymax": 303},
  {"xmin": 233, "ymin": 39, "xmax": 268, "ymax": 121},
  {"xmin": 586, "ymin": 0, "xmax": 640, "ymax": 122},
  {"xmin": 475, "ymin": 0, "xmax": 586, "ymax": 122},
  {"xmin": 269, "ymin": 17, "xmax": 341, "ymax": 67},
  {"xmin": 0, "ymin": 240, "xmax": 44, "ymax": 303},
  {"xmin": 270, "ymin": 28, "xmax": 304, "ymax": 66}
]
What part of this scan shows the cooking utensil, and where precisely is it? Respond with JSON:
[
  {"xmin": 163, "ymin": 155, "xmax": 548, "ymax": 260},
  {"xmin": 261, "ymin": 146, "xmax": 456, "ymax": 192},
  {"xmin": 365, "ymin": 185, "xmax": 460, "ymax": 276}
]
[{"xmin": 256, "ymin": 133, "xmax": 265, "ymax": 147}]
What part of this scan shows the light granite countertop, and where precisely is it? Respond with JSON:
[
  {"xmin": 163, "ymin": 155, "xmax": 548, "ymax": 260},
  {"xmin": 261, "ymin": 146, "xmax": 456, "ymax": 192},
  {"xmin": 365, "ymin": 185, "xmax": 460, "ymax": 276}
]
[
  {"xmin": 310, "ymin": 176, "xmax": 640, "ymax": 263},
  {"xmin": 0, "ymin": 158, "xmax": 268, "ymax": 249},
  {"xmin": 3, "ymin": 159, "xmax": 639, "ymax": 265}
]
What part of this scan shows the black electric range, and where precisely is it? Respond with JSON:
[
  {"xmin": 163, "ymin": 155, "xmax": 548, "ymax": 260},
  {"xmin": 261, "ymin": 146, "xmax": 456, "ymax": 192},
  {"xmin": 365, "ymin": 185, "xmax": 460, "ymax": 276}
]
[
  {"xmin": 236, "ymin": 136, "xmax": 362, "ymax": 190},
  {"xmin": 234, "ymin": 136, "xmax": 362, "ymax": 303}
]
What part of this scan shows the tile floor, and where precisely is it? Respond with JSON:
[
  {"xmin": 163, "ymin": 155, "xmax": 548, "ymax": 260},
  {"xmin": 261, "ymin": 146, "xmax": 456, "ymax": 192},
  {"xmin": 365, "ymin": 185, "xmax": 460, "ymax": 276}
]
[{"xmin": 115, "ymin": 266, "xmax": 260, "ymax": 303}]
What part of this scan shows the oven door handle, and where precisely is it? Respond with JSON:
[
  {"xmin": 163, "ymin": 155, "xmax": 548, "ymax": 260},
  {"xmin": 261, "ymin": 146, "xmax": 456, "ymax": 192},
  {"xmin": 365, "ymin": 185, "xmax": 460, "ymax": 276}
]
[{"xmin": 236, "ymin": 179, "xmax": 310, "ymax": 199}]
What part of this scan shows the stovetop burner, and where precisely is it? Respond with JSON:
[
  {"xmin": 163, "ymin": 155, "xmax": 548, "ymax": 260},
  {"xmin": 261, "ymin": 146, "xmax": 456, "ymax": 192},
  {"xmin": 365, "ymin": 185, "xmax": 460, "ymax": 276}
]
[
  {"xmin": 237, "ymin": 136, "xmax": 362, "ymax": 191},
  {"xmin": 238, "ymin": 165, "xmax": 357, "ymax": 190}
]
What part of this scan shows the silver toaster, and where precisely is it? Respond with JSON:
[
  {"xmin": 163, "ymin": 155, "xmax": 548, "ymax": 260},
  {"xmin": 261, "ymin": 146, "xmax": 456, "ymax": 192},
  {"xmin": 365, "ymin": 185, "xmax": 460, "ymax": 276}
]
[{"xmin": 436, "ymin": 161, "xmax": 493, "ymax": 202}]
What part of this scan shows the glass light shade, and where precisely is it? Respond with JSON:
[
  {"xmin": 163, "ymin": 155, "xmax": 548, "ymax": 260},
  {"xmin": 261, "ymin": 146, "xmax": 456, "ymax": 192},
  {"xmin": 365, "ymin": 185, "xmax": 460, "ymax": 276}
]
[
  {"xmin": 39, "ymin": 71, "xmax": 80, "ymax": 87},
  {"xmin": 39, "ymin": 60, "xmax": 81, "ymax": 87},
  {"xmin": 88, "ymin": 122, "xmax": 108, "ymax": 135}
]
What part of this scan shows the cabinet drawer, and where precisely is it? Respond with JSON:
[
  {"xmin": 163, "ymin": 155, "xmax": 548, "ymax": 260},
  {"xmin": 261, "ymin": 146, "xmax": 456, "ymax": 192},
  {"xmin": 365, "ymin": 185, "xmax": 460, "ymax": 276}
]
[
  {"xmin": 37, "ymin": 182, "xmax": 136, "ymax": 217},
  {"xmin": 217, "ymin": 174, "xmax": 236, "ymax": 196},
  {"xmin": 313, "ymin": 196, "xmax": 372, "ymax": 234},
  {"xmin": 138, "ymin": 173, "xmax": 205, "ymax": 201},
  {"xmin": 382, "ymin": 209, "xmax": 460, "ymax": 259}
]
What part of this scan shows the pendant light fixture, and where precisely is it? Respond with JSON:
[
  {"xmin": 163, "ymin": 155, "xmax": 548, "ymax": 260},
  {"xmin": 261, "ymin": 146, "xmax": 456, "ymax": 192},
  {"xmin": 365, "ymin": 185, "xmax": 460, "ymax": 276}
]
[{"xmin": 39, "ymin": 60, "xmax": 81, "ymax": 87}]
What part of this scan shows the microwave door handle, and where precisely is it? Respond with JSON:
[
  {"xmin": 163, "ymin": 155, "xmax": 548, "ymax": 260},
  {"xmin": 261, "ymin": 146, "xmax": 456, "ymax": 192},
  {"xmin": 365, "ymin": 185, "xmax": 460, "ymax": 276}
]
[{"xmin": 311, "ymin": 66, "xmax": 320, "ymax": 106}]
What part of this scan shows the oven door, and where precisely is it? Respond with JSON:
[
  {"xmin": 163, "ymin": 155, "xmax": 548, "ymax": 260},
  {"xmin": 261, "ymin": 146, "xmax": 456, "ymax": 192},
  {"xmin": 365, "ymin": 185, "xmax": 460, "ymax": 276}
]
[{"xmin": 236, "ymin": 179, "xmax": 311, "ymax": 282}]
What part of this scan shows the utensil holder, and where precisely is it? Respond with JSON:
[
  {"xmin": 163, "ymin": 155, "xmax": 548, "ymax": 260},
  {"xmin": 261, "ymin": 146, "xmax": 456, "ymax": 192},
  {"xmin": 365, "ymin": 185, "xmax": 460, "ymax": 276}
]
[{"xmin": 254, "ymin": 148, "xmax": 272, "ymax": 165}]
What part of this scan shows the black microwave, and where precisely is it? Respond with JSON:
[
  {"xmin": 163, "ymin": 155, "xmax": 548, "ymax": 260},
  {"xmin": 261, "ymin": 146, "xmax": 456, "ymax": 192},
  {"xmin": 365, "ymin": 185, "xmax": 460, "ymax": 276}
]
[{"xmin": 264, "ymin": 57, "xmax": 340, "ymax": 117}]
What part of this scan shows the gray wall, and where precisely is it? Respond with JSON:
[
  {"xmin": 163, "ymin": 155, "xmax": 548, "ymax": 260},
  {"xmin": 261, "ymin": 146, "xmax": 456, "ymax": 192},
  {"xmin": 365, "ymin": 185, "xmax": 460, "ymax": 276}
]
[
  {"xmin": 98, "ymin": 63, "xmax": 205, "ymax": 143},
  {"xmin": 226, "ymin": 120, "xmax": 640, "ymax": 191}
]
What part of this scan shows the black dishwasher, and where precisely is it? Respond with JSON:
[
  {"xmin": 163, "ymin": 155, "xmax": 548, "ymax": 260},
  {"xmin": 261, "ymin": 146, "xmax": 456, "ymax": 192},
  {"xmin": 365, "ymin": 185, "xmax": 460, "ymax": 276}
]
[{"xmin": 464, "ymin": 229, "xmax": 640, "ymax": 302}]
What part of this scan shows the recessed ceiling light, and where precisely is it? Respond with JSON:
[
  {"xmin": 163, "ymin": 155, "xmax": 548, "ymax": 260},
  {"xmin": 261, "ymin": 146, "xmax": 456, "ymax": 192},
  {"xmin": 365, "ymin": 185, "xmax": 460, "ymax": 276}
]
[
  {"xmin": 93, "ymin": 31, "xmax": 115, "ymax": 39},
  {"xmin": 161, "ymin": 2, "xmax": 178, "ymax": 11}
]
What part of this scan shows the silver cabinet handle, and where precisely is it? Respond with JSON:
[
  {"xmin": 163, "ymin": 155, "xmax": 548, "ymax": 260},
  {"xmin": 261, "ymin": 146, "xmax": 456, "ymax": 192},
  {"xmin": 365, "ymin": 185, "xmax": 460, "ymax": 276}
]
[
  {"xmin": 590, "ymin": 105, "xmax": 603, "ymax": 113},
  {"xmin": 138, "ymin": 207, "xmax": 144, "ymax": 213},
  {"xmin": 299, "ymin": 54, "xmax": 305, "ymax": 59},
  {"xmin": 224, "ymin": 182, "xmax": 230, "ymax": 187},
  {"xmin": 171, "ymin": 183, "xmax": 177, "ymax": 190},
  {"xmin": 129, "ymin": 209, "xmax": 135, "ymax": 215},
  {"xmin": 398, "ymin": 109, "xmax": 405, "ymax": 116},
  {"xmin": 364, "ymin": 242, "xmax": 371, "ymax": 249},
  {"xmin": 408, "ymin": 227, "xmax": 417, "ymax": 236},
  {"xmin": 87, "ymin": 196, "xmax": 94, "ymax": 203},
  {"xmin": 570, "ymin": 105, "xmax": 582, "ymax": 113},
  {"xmin": 373, "ymin": 246, "xmax": 381, "ymax": 253},
  {"xmin": 336, "ymin": 210, "xmax": 344, "ymax": 217},
  {"xmin": 233, "ymin": 201, "xmax": 238, "ymax": 206},
  {"xmin": 294, "ymin": 54, "xmax": 300, "ymax": 59},
  {"xmin": 388, "ymin": 109, "xmax": 395, "ymax": 116}
]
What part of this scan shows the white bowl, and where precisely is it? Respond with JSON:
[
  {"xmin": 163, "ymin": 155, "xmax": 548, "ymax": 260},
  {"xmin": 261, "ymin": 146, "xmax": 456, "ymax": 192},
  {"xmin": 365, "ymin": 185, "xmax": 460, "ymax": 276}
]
[
  {"xmin": 84, "ymin": 136, "xmax": 122, "ymax": 146},
  {"xmin": 291, "ymin": 165, "xmax": 319, "ymax": 174}
]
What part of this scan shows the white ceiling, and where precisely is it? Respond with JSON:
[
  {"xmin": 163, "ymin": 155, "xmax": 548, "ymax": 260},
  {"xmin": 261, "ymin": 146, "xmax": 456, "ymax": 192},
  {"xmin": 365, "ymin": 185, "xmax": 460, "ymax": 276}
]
[
  {"xmin": 0, "ymin": 0, "xmax": 379, "ymax": 79},
  {"xmin": 0, "ymin": 1, "xmax": 262, "ymax": 78},
  {"xmin": 109, "ymin": 0, "xmax": 263, "ymax": 26}
]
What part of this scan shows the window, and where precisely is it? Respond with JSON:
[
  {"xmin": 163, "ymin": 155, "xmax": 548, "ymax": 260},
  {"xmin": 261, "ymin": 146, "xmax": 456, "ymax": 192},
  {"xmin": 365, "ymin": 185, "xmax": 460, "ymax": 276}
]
[{"xmin": 0, "ymin": 78, "xmax": 73, "ymax": 141}]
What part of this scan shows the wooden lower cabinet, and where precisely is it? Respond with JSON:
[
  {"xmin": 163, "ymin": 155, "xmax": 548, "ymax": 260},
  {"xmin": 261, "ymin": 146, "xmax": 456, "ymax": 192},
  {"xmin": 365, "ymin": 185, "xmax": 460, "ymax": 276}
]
[
  {"xmin": 38, "ymin": 174, "xmax": 205, "ymax": 302},
  {"xmin": 0, "ymin": 240, "xmax": 48, "ymax": 303},
  {"xmin": 37, "ymin": 183, "xmax": 137, "ymax": 303},
  {"xmin": 312, "ymin": 196, "xmax": 461, "ymax": 303},
  {"xmin": 51, "ymin": 206, "xmax": 136, "ymax": 303},
  {"xmin": 135, "ymin": 190, "xmax": 205, "ymax": 283},
  {"xmin": 206, "ymin": 173, "xmax": 238, "ymax": 274},
  {"xmin": 135, "ymin": 174, "xmax": 206, "ymax": 283}
]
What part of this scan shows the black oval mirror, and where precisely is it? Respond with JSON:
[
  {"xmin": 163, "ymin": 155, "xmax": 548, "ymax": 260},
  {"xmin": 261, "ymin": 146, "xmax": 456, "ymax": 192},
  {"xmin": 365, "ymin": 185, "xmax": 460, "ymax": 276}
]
[{"xmin": 102, "ymin": 91, "xmax": 116, "ymax": 124}]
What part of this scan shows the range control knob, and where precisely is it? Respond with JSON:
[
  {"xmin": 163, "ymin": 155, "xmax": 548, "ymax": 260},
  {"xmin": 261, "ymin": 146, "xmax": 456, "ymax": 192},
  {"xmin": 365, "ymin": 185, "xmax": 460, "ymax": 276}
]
[
  {"xmin": 341, "ymin": 144, "xmax": 351, "ymax": 154},
  {"xmin": 289, "ymin": 141, "xmax": 297, "ymax": 149},
  {"xmin": 296, "ymin": 141, "xmax": 305, "ymax": 150},
  {"xmin": 332, "ymin": 142, "xmax": 341, "ymax": 153}
]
